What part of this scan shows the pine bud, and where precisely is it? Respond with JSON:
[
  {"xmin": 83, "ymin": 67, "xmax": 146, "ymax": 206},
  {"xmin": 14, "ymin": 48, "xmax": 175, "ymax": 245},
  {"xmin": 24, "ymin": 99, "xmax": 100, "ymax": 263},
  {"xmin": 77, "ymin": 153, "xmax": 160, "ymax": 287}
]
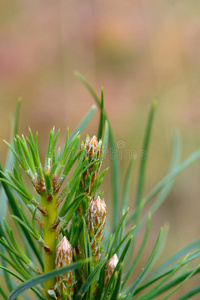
[
  {"xmin": 82, "ymin": 135, "xmax": 102, "ymax": 173},
  {"xmin": 78, "ymin": 136, "xmax": 103, "ymax": 214},
  {"xmin": 85, "ymin": 135, "xmax": 102, "ymax": 160},
  {"xmin": 87, "ymin": 196, "xmax": 107, "ymax": 264},
  {"xmin": 55, "ymin": 237, "xmax": 75, "ymax": 299},
  {"xmin": 104, "ymin": 254, "xmax": 119, "ymax": 287}
]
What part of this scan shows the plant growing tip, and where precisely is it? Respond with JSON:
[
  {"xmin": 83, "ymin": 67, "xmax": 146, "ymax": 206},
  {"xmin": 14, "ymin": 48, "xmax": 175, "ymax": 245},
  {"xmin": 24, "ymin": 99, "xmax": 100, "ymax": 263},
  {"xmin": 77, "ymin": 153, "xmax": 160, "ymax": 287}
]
[
  {"xmin": 1, "ymin": 81, "xmax": 200, "ymax": 300},
  {"xmin": 54, "ymin": 237, "xmax": 75, "ymax": 299},
  {"xmin": 87, "ymin": 196, "xmax": 107, "ymax": 266},
  {"xmin": 104, "ymin": 254, "xmax": 119, "ymax": 288}
]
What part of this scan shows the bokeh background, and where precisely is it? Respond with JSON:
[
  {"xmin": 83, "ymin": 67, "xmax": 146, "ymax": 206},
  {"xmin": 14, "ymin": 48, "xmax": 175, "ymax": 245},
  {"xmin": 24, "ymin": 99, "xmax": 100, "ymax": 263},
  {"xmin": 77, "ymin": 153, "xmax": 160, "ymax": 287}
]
[{"xmin": 1, "ymin": 0, "xmax": 200, "ymax": 298}]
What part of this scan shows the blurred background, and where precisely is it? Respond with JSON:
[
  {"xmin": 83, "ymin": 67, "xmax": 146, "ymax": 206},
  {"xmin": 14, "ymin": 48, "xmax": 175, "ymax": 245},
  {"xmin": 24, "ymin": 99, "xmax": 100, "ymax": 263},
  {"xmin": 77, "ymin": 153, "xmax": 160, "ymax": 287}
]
[{"xmin": 1, "ymin": 0, "xmax": 200, "ymax": 298}]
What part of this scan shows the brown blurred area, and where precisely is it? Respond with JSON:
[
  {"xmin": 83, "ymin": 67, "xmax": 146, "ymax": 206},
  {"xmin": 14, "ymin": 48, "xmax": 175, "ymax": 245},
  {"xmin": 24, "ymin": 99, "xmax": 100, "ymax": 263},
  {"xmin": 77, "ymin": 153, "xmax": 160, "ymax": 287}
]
[{"xmin": 1, "ymin": 0, "xmax": 200, "ymax": 298}]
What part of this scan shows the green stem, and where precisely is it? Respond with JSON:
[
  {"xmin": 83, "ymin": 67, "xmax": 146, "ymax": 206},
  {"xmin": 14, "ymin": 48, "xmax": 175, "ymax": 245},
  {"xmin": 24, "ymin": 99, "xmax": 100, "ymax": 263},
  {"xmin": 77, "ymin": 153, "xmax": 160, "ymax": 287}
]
[{"xmin": 42, "ymin": 194, "xmax": 57, "ymax": 298}]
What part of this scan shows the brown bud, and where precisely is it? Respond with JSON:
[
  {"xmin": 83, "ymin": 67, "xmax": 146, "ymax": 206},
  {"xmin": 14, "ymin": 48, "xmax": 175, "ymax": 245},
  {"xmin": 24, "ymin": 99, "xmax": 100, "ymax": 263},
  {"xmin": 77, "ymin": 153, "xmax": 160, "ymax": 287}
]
[
  {"xmin": 86, "ymin": 136, "xmax": 99, "ymax": 159},
  {"xmin": 104, "ymin": 254, "xmax": 119, "ymax": 287},
  {"xmin": 83, "ymin": 135, "xmax": 103, "ymax": 161},
  {"xmin": 88, "ymin": 196, "xmax": 107, "ymax": 235},
  {"xmin": 56, "ymin": 236, "xmax": 73, "ymax": 268},
  {"xmin": 55, "ymin": 237, "xmax": 75, "ymax": 299},
  {"xmin": 87, "ymin": 196, "xmax": 107, "ymax": 264},
  {"xmin": 79, "ymin": 136, "xmax": 103, "ymax": 202}
]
